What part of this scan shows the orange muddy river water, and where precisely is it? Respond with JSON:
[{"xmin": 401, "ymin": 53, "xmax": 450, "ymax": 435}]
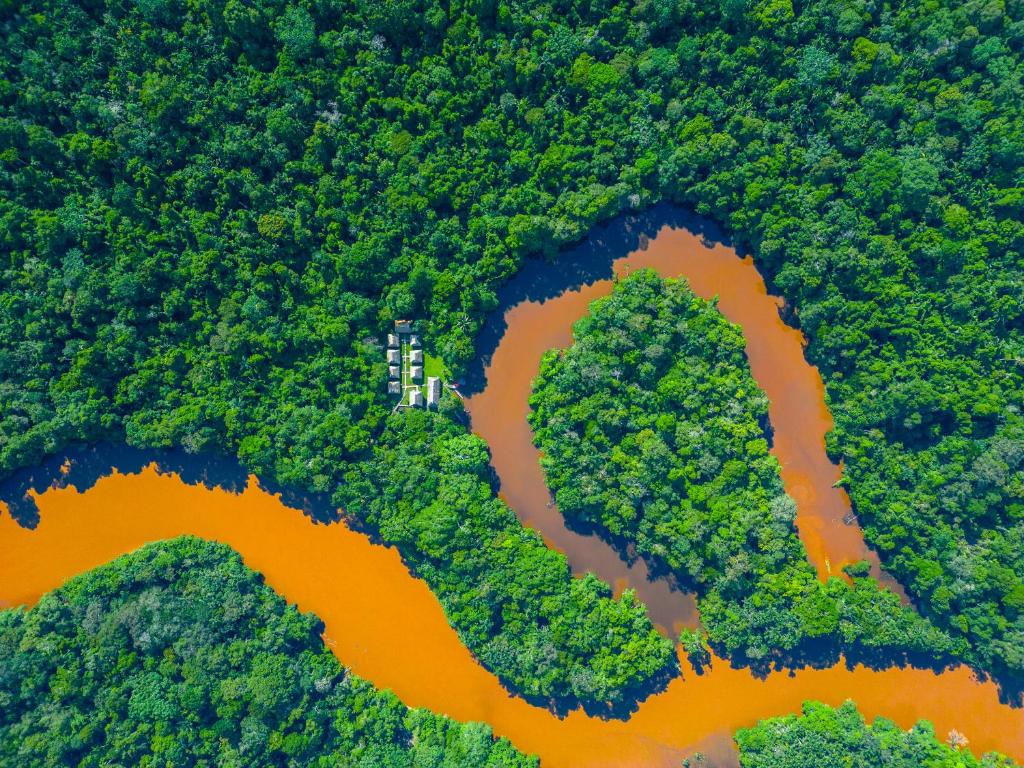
[
  {"xmin": 2, "ymin": 469, "xmax": 1021, "ymax": 766},
  {"xmin": 1, "ymin": 215, "xmax": 1021, "ymax": 765}
]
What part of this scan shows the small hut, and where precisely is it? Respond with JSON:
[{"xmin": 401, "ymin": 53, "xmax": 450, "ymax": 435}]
[
  {"xmin": 409, "ymin": 389, "xmax": 423, "ymax": 407},
  {"xmin": 388, "ymin": 380, "xmax": 401, "ymax": 395},
  {"xmin": 410, "ymin": 349, "xmax": 423, "ymax": 364},
  {"xmin": 387, "ymin": 333, "xmax": 399, "ymax": 348},
  {"xmin": 426, "ymin": 376, "xmax": 441, "ymax": 407},
  {"xmin": 410, "ymin": 335, "xmax": 421, "ymax": 348},
  {"xmin": 389, "ymin": 365, "xmax": 400, "ymax": 379},
  {"xmin": 387, "ymin": 349, "xmax": 400, "ymax": 364},
  {"xmin": 411, "ymin": 365, "xmax": 422, "ymax": 382}
]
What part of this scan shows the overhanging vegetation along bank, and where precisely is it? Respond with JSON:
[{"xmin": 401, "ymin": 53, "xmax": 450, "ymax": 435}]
[{"xmin": 736, "ymin": 701, "xmax": 1018, "ymax": 768}]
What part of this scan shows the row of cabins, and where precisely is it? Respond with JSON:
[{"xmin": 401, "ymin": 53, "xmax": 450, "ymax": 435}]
[
  {"xmin": 386, "ymin": 331, "xmax": 408, "ymax": 395},
  {"xmin": 386, "ymin": 324, "xmax": 440, "ymax": 406},
  {"xmin": 385, "ymin": 331, "xmax": 407, "ymax": 397}
]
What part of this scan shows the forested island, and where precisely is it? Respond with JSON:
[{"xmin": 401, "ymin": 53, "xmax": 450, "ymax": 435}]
[
  {"xmin": 529, "ymin": 270, "xmax": 953, "ymax": 665},
  {"xmin": 0, "ymin": 0, "xmax": 1022, "ymax": 761},
  {"xmin": 735, "ymin": 701, "xmax": 1017, "ymax": 768}
]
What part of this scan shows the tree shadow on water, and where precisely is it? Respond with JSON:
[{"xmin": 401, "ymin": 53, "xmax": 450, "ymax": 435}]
[
  {"xmin": 0, "ymin": 442, "xmax": 340, "ymax": 529},
  {"xmin": 531, "ymin": 656, "xmax": 682, "ymax": 720},
  {"xmin": 462, "ymin": 204, "xmax": 736, "ymax": 397},
  {"xmin": 723, "ymin": 636, "xmax": 1024, "ymax": 708}
]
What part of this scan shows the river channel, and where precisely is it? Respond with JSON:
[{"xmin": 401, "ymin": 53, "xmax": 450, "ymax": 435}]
[
  {"xmin": 0, "ymin": 211, "xmax": 1019, "ymax": 766},
  {"xmin": 463, "ymin": 207, "xmax": 904, "ymax": 632}
]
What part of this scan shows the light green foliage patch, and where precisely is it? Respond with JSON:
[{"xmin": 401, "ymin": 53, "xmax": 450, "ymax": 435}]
[
  {"xmin": 736, "ymin": 701, "xmax": 1017, "ymax": 768},
  {"xmin": 424, "ymin": 352, "xmax": 449, "ymax": 381}
]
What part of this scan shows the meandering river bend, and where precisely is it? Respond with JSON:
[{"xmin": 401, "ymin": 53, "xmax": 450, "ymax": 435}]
[
  {"xmin": 1, "ymin": 214, "xmax": 1020, "ymax": 766},
  {"xmin": 464, "ymin": 212, "xmax": 904, "ymax": 632}
]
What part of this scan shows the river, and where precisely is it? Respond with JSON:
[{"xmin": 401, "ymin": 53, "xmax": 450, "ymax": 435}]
[
  {"xmin": 2, "ymin": 467, "xmax": 1021, "ymax": 766},
  {"xmin": 0, "ymin": 212, "xmax": 1020, "ymax": 765},
  {"xmin": 463, "ymin": 208, "xmax": 904, "ymax": 634}
]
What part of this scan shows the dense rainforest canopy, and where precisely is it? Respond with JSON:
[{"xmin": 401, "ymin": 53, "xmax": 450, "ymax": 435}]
[
  {"xmin": 529, "ymin": 269, "xmax": 954, "ymax": 664},
  {"xmin": 735, "ymin": 701, "xmax": 1018, "ymax": 768},
  {"xmin": 0, "ymin": 0, "xmax": 1022, "ymax": 703},
  {"xmin": 0, "ymin": 536, "xmax": 536, "ymax": 767}
]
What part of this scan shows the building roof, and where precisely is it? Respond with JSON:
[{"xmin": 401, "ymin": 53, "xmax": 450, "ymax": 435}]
[
  {"xmin": 426, "ymin": 376, "xmax": 441, "ymax": 406},
  {"xmin": 410, "ymin": 366, "xmax": 422, "ymax": 381},
  {"xmin": 409, "ymin": 389, "xmax": 423, "ymax": 406},
  {"xmin": 409, "ymin": 335, "xmax": 421, "ymax": 348},
  {"xmin": 409, "ymin": 349, "xmax": 423, "ymax": 363},
  {"xmin": 387, "ymin": 349, "xmax": 400, "ymax": 364},
  {"xmin": 389, "ymin": 365, "xmax": 400, "ymax": 379},
  {"xmin": 387, "ymin": 334, "xmax": 399, "ymax": 348},
  {"xmin": 395, "ymin": 319, "xmax": 412, "ymax": 334},
  {"xmin": 388, "ymin": 380, "xmax": 401, "ymax": 394}
]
